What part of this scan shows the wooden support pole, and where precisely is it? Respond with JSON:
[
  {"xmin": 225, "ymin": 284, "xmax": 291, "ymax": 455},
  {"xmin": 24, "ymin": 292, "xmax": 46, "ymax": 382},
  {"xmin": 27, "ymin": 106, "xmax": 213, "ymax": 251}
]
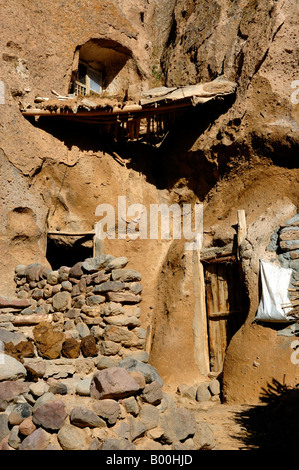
[
  {"xmin": 237, "ymin": 209, "xmax": 247, "ymax": 260},
  {"xmin": 48, "ymin": 230, "xmax": 94, "ymax": 236},
  {"xmin": 93, "ymin": 223, "xmax": 105, "ymax": 257},
  {"xmin": 192, "ymin": 249, "xmax": 210, "ymax": 375}
]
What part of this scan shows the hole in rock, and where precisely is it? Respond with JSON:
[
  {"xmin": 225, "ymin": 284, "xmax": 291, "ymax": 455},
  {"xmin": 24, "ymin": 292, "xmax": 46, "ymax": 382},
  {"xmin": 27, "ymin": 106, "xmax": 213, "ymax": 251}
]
[{"xmin": 46, "ymin": 236, "xmax": 93, "ymax": 270}]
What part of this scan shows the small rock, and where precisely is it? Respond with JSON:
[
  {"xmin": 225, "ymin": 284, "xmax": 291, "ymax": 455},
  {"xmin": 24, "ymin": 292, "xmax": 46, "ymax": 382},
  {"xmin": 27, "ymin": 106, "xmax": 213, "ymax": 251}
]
[
  {"xmin": 69, "ymin": 262, "xmax": 84, "ymax": 279},
  {"xmin": 104, "ymin": 326, "xmax": 134, "ymax": 344},
  {"xmin": 90, "ymin": 325, "xmax": 104, "ymax": 340},
  {"xmin": 99, "ymin": 340, "xmax": 121, "ymax": 356},
  {"xmin": 128, "ymin": 282, "xmax": 143, "ymax": 295},
  {"xmin": 19, "ymin": 428, "xmax": 51, "ymax": 450},
  {"xmin": 52, "ymin": 284, "xmax": 62, "ymax": 295},
  {"xmin": 111, "ymin": 269, "xmax": 142, "ymax": 282},
  {"xmin": 0, "ymin": 413, "xmax": 9, "ymax": 442},
  {"xmin": 25, "ymin": 362, "xmax": 46, "ymax": 381},
  {"xmin": 70, "ymin": 406, "xmax": 106, "ymax": 428},
  {"xmin": 104, "ymin": 314, "xmax": 141, "ymax": 328},
  {"xmin": 80, "ymin": 335, "xmax": 98, "ymax": 357},
  {"xmin": 129, "ymin": 371, "xmax": 146, "ymax": 390},
  {"xmin": 128, "ymin": 416, "xmax": 147, "ymax": 441},
  {"xmin": 193, "ymin": 422, "xmax": 216, "ymax": 450},
  {"xmin": 61, "ymin": 281, "xmax": 72, "ymax": 292},
  {"xmin": 65, "ymin": 308, "xmax": 81, "ymax": 319},
  {"xmin": 43, "ymin": 285, "xmax": 53, "ymax": 299},
  {"xmin": 8, "ymin": 425, "xmax": 21, "ymax": 449},
  {"xmin": 4, "ymin": 339, "xmax": 35, "ymax": 362},
  {"xmin": 0, "ymin": 436, "xmax": 14, "ymax": 451},
  {"xmin": 177, "ymin": 383, "xmax": 198, "ymax": 401},
  {"xmin": 31, "ymin": 288, "xmax": 43, "ymax": 300},
  {"xmin": 122, "ymin": 396, "xmax": 139, "ymax": 416},
  {"xmin": 134, "ymin": 437, "xmax": 164, "ymax": 451},
  {"xmin": 113, "ymin": 420, "xmax": 130, "ymax": 440},
  {"xmin": 107, "ymin": 257, "xmax": 129, "ymax": 270},
  {"xmin": 15, "ymin": 265, "xmax": 27, "ymax": 276},
  {"xmin": 76, "ymin": 322, "xmax": 90, "ymax": 338},
  {"xmin": 102, "ymin": 302, "xmax": 125, "ymax": 316},
  {"xmin": 100, "ymin": 438, "xmax": 135, "ymax": 450},
  {"xmin": 61, "ymin": 337, "xmax": 81, "ymax": 359},
  {"xmin": 33, "ymin": 322, "xmax": 64, "ymax": 359},
  {"xmin": 0, "ymin": 297, "xmax": 30, "ymax": 309},
  {"xmin": 47, "ymin": 271, "xmax": 59, "ymax": 285},
  {"xmin": 19, "ymin": 416, "xmax": 36, "ymax": 436},
  {"xmin": 89, "ymin": 271, "xmax": 110, "ymax": 285},
  {"xmin": 146, "ymin": 426, "xmax": 164, "ymax": 441},
  {"xmin": 139, "ymin": 403, "xmax": 159, "ymax": 430},
  {"xmin": 0, "ymin": 354, "xmax": 27, "ymax": 381},
  {"xmin": 92, "ymin": 399, "xmax": 120, "ymax": 425},
  {"xmin": 29, "ymin": 381, "xmax": 49, "ymax": 398},
  {"xmin": 208, "ymin": 379, "xmax": 221, "ymax": 396},
  {"xmin": 57, "ymin": 424, "xmax": 87, "ymax": 450},
  {"xmin": 52, "ymin": 291, "xmax": 71, "ymax": 312},
  {"xmin": 25, "ymin": 264, "xmax": 45, "ymax": 282},
  {"xmin": 106, "ymin": 292, "xmax": 142, "ymax": 304},
  {"xmin": 20, "ymin": 307, "xmax": 34, "ymax": 315},
  {"xmin": 117, "ymin": 357, "xmax": 163, "ymax": 385},
  {"xmin": 47, "ymin": 378, "xmax": 68, "ymax": 395},
  {"xmin": 8, "ymin": 403, "xmax": 33, "ymax": 425},
  {"xmin": 93, "ymin": 281, "xmax": 125, "ymax": 294},
  {"xmin": 128, "ymin": 351, "xmax": 149, "ymax": 363},
  {"xmin": 32, "ymin": 392, "xmax": 56, "ymax": 411},
  {"xmin": 0, "ymin": 381, "xmax": 32, "ymax": 403},
  {"xmin": 96, "ymin": 356, "xmax": 120, "ymax": 369},
  {"xmin": 0, "ymin": 328, "xmax": 27, "ymax": 346},
  {"xmin": 76, "ymin": 378, "xmax": 92, "ymax": 396},
  {"xmin": 32, "ymin": 399, "xmax": 67, "ymax": 431},
  {"xmin": 85, "ymin": 295, "xmax": 106, "ymax": 306},
  {"xmin": 160, "ymin": 407, "xmax": 197, "ymax": 444},
  {"xmin": 141, "ymin": 381, "xmax": 163, "ymax": 405},
  {"xmin": 90, "ymin": 367, "xmax": 140, "ymax": 400},
  {"xmin": 196, "ymin": 383, "xmax": 212, "ymax": 402},
  {"xmin": 82, "ymin": 255, "xmax": 115, "ymax": 273}
]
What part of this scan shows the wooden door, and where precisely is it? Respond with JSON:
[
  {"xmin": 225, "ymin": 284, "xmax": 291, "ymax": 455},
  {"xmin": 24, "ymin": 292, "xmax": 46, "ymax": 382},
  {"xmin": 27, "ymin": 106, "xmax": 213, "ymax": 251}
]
[{"xmin": 205, "ymin": 262, "xmax": 247, "ymax": 372}]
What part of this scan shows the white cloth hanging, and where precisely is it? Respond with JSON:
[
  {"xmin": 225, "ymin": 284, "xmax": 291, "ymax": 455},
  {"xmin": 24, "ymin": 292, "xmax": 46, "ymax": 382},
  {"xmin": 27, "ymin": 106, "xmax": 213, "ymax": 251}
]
[{"xmin": 255, "ymin": 259, "xmax": 293, "ymax": 322}]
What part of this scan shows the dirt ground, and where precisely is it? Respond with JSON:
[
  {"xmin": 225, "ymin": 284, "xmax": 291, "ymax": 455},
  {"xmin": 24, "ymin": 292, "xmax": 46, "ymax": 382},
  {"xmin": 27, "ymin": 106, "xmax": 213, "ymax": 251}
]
[
  {"xmin": 171, "ymin": 377, "xmax": 299, "ymax": 451},
  {"xmin": 187, "ymin": 402, "xmax": 257, "ymax": 450}
]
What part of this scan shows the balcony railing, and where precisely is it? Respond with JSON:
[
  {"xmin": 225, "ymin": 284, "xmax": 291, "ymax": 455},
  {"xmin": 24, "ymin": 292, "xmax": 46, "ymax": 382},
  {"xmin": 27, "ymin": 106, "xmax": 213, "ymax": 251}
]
[{"xmin": 74, "ymin": 80, "xmax": 101, "ymax": 97}]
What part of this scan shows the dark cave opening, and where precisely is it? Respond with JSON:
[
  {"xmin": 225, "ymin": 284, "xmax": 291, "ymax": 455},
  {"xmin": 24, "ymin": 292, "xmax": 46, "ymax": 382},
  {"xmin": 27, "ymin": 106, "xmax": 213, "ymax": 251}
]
[{"xmin": 46, "ymin": 236, "xmax": 93, "ymax": 270}]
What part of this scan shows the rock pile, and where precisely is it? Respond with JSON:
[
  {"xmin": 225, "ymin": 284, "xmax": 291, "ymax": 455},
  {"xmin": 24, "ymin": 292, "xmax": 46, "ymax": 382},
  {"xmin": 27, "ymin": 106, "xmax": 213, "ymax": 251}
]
[
  {"xmin": 0, "ymin": 253, "xmax": 217, "ymax": 450},
  {"xmin": 0, "ymin": 355, "xmax": 216, "ymax": 450},
  {"xmin": 177, "ymin": 379, "xmax": 221, "ymax": 404},
  {"xmin": 275, "ymin": 214, "xmax": 299, "ymax": 308},
  {"xmin": 277, "ymin": 214, "xmax": 299, "ymax": 269},
  {"xmin": 0, "ymin": 255, "xmax": 146, "ymax": 367}
]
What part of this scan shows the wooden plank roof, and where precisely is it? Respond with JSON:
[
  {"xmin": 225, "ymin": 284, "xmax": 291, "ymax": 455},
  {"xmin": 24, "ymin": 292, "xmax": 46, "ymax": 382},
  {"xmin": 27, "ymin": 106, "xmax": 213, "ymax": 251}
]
[{"xmin": 21, "ymin": 77, "xmax": 236, "ymax": 125}]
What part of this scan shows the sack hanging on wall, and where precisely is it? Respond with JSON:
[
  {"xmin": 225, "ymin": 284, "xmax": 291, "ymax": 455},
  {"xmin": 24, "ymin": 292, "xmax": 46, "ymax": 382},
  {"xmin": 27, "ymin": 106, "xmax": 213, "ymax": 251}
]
[{"xmin": 255, "ymin": 259, "xmax": 293, "ymax": 322}]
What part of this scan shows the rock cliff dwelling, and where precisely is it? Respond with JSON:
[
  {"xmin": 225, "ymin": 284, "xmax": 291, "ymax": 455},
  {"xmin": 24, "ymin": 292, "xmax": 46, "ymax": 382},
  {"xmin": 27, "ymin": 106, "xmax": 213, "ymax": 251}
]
[{"xmin": 0, "ymin": 0, "xmax": 298, "ymax": 452}]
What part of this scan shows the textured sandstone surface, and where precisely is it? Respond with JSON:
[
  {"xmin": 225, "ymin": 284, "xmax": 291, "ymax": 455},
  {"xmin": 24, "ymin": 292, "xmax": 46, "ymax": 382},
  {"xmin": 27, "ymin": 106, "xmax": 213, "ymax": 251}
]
[{"xmin": 0, "ymin": 0, "xmax": 298, "ymax": 404}]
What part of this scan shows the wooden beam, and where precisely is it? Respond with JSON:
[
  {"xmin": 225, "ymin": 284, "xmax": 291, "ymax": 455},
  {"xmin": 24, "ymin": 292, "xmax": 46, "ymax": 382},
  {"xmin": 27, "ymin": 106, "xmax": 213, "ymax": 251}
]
[
  {"xmin": 237, "ymin": 209, "xmax": 247, "ymax": 260},
  {"xmin": 47, "ymin": 230, "xmax": 94, "ymax": 236},
  {"xmin": 21, "ymin": 99, "xmax": 193, "ymax": 119},
  {"xmin": 192, "ymin": 249, "xmax": 210, "ymax": 375},
  {"xmin": 201, "ymin": 243, "xmax": 235, "ymax": 262},
  {"xmin": 208, "ymin": 309, "xmax": 243, "ymax": 318}
]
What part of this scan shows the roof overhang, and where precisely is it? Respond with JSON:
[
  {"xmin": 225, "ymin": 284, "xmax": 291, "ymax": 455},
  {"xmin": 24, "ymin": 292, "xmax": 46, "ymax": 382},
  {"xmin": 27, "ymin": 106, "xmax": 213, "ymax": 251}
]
[{"xmin": 21, "ymin": 77, "xmax": 237, "ymax": 126}]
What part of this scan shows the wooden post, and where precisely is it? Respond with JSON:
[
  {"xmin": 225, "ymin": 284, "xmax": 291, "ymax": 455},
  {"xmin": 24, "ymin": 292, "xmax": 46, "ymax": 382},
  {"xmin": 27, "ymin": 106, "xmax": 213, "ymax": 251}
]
[
  {"xmin": 192, "ymin": 249, "xmax": 210, "ymax": 375},
  {"xmin": 237, "ymin": 209, "xmax": 247, "ymax": 260},
  {"xmin": 93, "ymin": 223, "xmax": 105, "ymax": 257}
]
